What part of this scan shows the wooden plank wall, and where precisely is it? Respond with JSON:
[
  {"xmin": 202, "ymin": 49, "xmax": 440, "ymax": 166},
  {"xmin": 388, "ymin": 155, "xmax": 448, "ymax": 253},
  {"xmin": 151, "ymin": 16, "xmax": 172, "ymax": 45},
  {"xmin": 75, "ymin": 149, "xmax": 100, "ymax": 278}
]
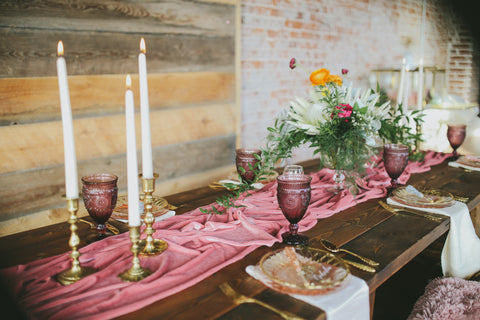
[{"xmin": 0, "ymin": 0, "xmax": 239, "ymax": 236}]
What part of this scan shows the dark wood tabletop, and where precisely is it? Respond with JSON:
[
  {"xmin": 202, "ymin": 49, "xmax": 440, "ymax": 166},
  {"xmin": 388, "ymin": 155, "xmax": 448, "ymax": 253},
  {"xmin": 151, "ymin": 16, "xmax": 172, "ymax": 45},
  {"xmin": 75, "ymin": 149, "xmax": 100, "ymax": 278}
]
[{"xmin": 0, "ymin": 159, "xmax": 479, "ymax": 320}]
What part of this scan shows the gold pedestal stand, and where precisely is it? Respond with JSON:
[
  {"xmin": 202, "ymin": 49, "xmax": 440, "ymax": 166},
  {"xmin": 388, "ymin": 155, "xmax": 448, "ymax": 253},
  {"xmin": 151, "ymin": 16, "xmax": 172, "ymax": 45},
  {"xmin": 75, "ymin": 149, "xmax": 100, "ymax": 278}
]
[
  {"xmin": 138, "ymin": 173, "xmax": 168, "ymax": 256},
  {"xmin": 56, "ymin": 198, "xmax": 96, "ymax": 285},
  {"xmin": 119, "ymin": 226, "xmax": 152, "ymax": 282}
]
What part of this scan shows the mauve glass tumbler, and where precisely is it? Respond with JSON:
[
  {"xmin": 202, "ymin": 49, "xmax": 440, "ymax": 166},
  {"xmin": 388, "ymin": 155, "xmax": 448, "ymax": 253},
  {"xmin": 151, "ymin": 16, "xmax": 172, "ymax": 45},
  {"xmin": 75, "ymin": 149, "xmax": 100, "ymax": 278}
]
[
  {"xmin": 277, "ymin": 174, "xmax": 312, "ymax": 245},
  {"xmin": 383, "ymin": 144, "xmax": 409, "ymax": 190},
  {"xmin": 235, "ymin": 148, "xmax": 262, "ymax": 183}
]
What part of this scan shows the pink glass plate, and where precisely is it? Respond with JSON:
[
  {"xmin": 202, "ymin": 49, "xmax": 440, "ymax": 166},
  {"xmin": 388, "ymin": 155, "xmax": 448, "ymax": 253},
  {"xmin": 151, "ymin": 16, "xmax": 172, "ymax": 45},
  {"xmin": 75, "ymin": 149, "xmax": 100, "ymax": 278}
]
[
  {"xmin": 259, "ymin": 246, "xmax": 349, "ymax": 295},
  {"xmin": 392, "ymin": 187, "xmax": 455, "ymax": 209},
  {"xmin": 456, "ymin": 155, "xmax": 480, "ymax": 168}
]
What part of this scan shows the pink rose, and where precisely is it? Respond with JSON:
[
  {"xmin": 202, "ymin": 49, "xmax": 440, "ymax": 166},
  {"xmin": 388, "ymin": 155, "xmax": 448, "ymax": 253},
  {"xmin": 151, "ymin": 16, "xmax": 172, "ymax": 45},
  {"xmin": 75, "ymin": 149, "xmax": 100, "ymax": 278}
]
[
  {"xmin": 331, "ymin": 104, "xmax": 353, "ymax": 122},
  {"xmin": 341, "ymin": 68, "xmax": 349, "ymax": 75}
]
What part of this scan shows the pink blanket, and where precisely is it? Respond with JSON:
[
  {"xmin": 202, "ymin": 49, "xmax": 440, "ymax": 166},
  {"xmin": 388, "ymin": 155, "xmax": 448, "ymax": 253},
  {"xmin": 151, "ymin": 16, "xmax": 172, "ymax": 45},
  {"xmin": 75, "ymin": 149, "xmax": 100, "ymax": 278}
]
[{"xmin": 0, "ymin": 151, "xmax": 449, "ymax": 320}]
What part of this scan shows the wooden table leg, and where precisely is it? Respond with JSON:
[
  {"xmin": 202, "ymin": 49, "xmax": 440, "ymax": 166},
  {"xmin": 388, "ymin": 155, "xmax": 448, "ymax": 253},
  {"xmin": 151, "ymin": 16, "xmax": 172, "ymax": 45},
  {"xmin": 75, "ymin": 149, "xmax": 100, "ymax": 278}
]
[{"xmin": 369, "ymin": 290, "xmax": 376, "ymax": 320}]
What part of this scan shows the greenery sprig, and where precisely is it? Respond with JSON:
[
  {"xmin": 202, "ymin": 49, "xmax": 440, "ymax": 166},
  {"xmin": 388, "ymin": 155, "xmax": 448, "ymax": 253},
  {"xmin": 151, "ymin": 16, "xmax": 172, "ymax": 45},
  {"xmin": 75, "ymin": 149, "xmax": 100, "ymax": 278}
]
[{"xmin": 200, "ymin": 154, "xmax": 270, "ymax": 215}]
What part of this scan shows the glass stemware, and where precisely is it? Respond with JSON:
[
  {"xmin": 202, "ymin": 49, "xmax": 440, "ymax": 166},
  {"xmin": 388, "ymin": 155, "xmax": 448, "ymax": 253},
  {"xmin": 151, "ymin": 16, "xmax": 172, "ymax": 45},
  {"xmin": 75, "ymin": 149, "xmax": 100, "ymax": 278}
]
[
  {"xmin": 81, "ymin": 173, "xmax": 118, "ymax": 243},
  {"xmin": 383, "ymin": 144, "xmax": 409, "ymax": 193},
  {"xmin": 235, "ymin": 148, "xmax": 262, "ymax": 183},
  {"xmin": 447, "ymin": 124, "xmax": 466, "ymax": 160},
  {"xmin": 283, "ymin": 164, "xmax": 304, "ymax": 175},
  {"xmin": 276, "ymin": 174, "xmax": 312, "ymax": 245}
]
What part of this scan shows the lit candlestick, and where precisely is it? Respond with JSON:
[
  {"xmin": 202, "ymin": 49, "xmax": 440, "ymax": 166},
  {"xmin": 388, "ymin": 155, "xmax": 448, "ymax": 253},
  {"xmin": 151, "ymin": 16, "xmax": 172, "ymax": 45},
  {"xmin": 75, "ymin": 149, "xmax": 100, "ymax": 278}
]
[
  {"xmin": 138, "ymin": 37, "xmax": 153, "ymax": 179},
  {"xmin": 56, "ymin": 41, "xmax": 79, "ymax": 199},
  {"xmin": 417, "ymin": 58, "xmax": 424, "ymax": 109},
  {"xmin": 418, "ymin": 0, "xmax": 426, "ymax": 109},
  {"xmin": 125, "ymin": 75, "xmax": 141, "ymax": 227},
  {"xmin": 397, "ymin": 58, "xmax": 406, "ymax": 107}
]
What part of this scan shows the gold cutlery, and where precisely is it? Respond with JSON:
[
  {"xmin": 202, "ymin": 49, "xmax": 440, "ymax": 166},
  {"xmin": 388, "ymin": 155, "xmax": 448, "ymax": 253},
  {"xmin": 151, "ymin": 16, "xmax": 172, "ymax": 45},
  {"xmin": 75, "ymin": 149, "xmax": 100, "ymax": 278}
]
[
  {"xmin": 341, "ymin": 258, "xmax": 376, "ymax": 273},
  {"xmin": 313, "ymin": 239, "xmax": 379, "ymax": 267},
  {"xmin": 80, "ymin": 218, "xmax": 120, "ymax": 235},
  {"xmin": 378, "ymin": 201, "xmax": 443, "ymax": 222},
  {"xmin": 452, "ymin": 195, "xmax": 469, "ymax": 203},
  {"xmin": 219, "ymin": 282, "xmax": 304, "ymax": 320}
]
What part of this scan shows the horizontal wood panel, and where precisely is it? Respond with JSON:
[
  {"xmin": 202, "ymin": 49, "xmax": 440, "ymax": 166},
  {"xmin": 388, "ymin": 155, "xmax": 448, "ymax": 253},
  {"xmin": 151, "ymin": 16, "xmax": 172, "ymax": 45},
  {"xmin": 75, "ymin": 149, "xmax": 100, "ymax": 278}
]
[
  {"xmin": 0, "ymin": 29, "xmax": 234, "ymax": 77},
  {"xmin": 0, "ymin": 0, "xmax": 234, "ymax": 37},
  {"xmin": 0, "ymin": 72, "xmax": 235, "ymax": 124},
  {"xmin": 0, "ymin": 103, "xmax": 236, "ymax": 174},
  {"xmin": 0, "ymin": 134, "xmax": 235, "ymax": 224}
]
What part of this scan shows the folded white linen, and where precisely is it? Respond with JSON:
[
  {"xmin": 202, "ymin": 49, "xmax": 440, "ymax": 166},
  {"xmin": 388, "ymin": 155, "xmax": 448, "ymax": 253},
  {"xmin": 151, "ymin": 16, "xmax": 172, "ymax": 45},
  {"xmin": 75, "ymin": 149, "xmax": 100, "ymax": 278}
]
[
  {"xmin": 114, "ymin": 210, "xmax": 175, "ymax": 224},
  {"xmin": 387, "ymin": 198, "xmax": 480, "ymax": 278},
  {"xmin": 246, "ymin": 265, "xmax": 370, "ymax": 320},
  {"xmin": 448, "ymin": 160, "xmax": 480, "ymax": 172}
]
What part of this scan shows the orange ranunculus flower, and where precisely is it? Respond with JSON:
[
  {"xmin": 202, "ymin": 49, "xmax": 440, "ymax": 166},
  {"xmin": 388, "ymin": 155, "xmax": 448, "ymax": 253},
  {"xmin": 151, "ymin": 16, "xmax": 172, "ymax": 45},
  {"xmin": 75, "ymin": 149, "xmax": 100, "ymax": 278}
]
[
  {"xmin": 310, "ymin": 68, "xmax": 330, "ymax": 86},
  {"xmin": 328, "ymin": 74, "xmax": 343, "ymax": 86}
]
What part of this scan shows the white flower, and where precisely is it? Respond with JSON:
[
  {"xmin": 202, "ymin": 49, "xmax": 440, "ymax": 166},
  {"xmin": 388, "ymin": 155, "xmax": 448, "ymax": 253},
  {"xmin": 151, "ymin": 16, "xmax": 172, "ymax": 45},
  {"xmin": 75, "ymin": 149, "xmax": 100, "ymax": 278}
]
[{"xmin": 288, "ymin": 98, "xmax": 329, "ymax": 135}]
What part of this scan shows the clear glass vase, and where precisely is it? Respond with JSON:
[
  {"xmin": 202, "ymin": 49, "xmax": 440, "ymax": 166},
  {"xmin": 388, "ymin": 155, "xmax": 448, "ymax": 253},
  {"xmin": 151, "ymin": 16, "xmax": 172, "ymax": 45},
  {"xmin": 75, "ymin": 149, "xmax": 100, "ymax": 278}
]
[{"xmin": 328, "ymin": 169, "xmax": 345, "ymax": 194}]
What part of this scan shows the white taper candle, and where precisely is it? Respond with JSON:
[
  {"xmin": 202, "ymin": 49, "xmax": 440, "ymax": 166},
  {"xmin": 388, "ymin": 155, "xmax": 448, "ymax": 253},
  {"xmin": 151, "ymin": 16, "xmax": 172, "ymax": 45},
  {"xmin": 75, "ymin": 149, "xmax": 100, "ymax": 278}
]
[
  {"xmin": 125, "ymin": 75, "xmax": 141, "ymax": 227},
  {"xmin": 397, "ymin": 58, "xmax": 406, "ymax": 107},
  {"xmin": 138, "ymin": 37, "xmax": 153, "ymax": 179},
  {"xmin": 56, "ymin": 41, "xmax": 79, "ymax": 199}
]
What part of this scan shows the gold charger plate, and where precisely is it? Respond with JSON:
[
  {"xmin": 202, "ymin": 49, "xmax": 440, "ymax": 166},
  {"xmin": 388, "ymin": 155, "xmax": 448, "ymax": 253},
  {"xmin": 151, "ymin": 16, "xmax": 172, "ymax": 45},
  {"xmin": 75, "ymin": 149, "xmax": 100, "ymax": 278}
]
[
  {"xmin": 227, "ymin": 170, "xmax": 279, "ymax": 184},
  {"xmin": 392, "ymin": 187, "xmax": 455, "ymax": 209},
  {"xmin": 112, "ymin": 195, "xmax": 169, "ymax": 220},
  {"xmin": 259, "ymin": 246, "xmax": 349, "ymax": 295},
  {"xmin": 457, "ymin": 155, "xmax": 480, "ymax": 168}
]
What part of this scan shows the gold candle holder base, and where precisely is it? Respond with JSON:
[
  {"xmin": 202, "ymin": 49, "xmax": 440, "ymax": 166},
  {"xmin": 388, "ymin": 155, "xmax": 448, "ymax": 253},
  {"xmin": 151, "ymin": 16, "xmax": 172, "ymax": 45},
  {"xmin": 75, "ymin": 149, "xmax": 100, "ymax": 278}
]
[
  {"xmin": 56, "ymin": 198, "xmax": 96, "ymax": 286},
  {"xmin": 119, "ymin": 226, "xmax": 152, "ymax": 282},
  {"xmin": 138, "ymin": 173, "xmax": 168, "ymax": 256}
]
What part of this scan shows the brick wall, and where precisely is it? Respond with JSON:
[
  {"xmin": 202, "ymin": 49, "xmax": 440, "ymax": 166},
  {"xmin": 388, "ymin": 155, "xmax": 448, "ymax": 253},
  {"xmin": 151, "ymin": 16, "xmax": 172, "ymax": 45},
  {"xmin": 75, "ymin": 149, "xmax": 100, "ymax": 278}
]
[{"xmin": 240, "ymin": 0, "xmax": 478, "ymax": 162}]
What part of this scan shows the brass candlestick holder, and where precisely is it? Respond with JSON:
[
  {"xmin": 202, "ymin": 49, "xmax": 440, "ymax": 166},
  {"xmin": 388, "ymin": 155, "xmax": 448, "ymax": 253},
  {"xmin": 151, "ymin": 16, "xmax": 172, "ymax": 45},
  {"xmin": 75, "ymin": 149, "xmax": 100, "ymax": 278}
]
[
  {"xmin": 119, "ymin": 226, "xmax": 152, "ymax": 281},
  {"xmin": 56, "ymin": 198, "xmax": 96, "ymax": 285},
  {"xmin": 138, "ymin": 173, "xmax": 168, "ymax": 256}
]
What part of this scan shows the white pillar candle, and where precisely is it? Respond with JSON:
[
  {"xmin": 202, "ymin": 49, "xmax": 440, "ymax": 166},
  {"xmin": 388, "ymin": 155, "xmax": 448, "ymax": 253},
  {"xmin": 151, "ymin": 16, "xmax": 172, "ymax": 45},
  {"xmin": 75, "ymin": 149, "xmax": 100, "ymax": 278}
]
[
  {"xmin": 397, "ymin": 58, "xmax": 406, "ymax": 107},
  {"xmin": 56, "ymin": 41, "xmax": 79, "ymax": 199},
  {"xmin": 138, "ymin": 37, "xmax": 153, "ymax": 179},
  {"xmin": 417, "ymin": 58, "xmax": 424, "ymax": 109},
  {"xmin": 125, "ymin": 75, "xmax": 141, "ymax": 227}
]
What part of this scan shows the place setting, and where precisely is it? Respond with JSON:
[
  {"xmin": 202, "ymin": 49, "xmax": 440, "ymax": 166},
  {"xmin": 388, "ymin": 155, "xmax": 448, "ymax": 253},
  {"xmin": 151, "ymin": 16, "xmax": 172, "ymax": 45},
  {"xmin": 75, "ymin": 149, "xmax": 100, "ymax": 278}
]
[
  {"xmin": 242, "ymin": 167, "xmax": 371, "ymax": 320},
  {"xmin": 383, "ymin": 183, "xmax": 480, "ymax": 278},
  {"xmin": 443, "ymin": 123, "xmax": 480, "ymax": 172},
  {"xmin": 208, "ymin": 148, "xmax": 279, "ymax": 191}
]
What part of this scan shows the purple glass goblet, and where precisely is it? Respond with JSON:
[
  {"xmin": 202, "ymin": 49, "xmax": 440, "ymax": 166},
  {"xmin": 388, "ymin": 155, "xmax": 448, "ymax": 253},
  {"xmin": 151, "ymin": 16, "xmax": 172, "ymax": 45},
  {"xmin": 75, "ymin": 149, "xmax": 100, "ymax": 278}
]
[
  {"xmin": 276, "ymin": 174, "xmax": 312, "ymax": 245},
  {"xmin": 383, "ymin": 144, "xmax": 409, "ymax": 192},
  {"xmin": 235, "ymin": 148, "xmax": 262, "ymax": 183},
  {"xmin": 447, "ymin": 124, "xmax": 466, "ymax": 160},
  {"xmin": 82, "ymin": 173, "xmax": 118, "ymax": 243}
]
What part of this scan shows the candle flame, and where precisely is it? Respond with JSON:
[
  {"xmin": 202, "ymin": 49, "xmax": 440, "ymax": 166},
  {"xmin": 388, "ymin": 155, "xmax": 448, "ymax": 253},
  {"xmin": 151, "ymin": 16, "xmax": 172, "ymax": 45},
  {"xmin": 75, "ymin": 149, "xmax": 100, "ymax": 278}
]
[
  {"xmin": 140, "ymin": 37, "xmax": 146, "ymax": 54},
  {"xmin": 126, "ymin": 75, "xmax": 132, "ymax": 89},
  {"xmin": 57, "ymin": 41, "xmax": 64, "ymax": 56}
]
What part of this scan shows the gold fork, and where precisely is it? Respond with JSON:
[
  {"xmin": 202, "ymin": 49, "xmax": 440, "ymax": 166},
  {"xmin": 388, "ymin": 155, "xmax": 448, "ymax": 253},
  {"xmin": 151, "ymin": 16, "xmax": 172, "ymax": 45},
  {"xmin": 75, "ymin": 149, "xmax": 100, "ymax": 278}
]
[
  {"xmin": 219, "ymin": 282, "xmax": 305, "ymax": 320},
  {"xmin": 378, "ymin": 201, "xmax": 443, "ymax": 222},
  {"xmin": 80, "ymin": 218, "xmax": 120, "ymax": 235}
]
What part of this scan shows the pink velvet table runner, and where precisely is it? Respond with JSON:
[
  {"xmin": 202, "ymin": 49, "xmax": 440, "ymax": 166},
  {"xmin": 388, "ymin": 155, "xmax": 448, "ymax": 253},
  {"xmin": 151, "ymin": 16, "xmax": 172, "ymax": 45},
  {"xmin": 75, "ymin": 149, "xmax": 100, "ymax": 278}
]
[{"xmin": 0, "ymin": 151, "xmax": 449, "ymax": 320}]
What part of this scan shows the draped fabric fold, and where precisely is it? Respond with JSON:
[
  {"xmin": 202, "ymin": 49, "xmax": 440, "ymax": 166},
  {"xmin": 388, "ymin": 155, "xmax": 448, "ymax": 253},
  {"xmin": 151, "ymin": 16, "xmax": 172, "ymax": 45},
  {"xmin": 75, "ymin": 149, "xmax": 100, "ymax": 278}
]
[{"xmin": 0, "ymin": 151, "xmax": 449, "ymax": 320}]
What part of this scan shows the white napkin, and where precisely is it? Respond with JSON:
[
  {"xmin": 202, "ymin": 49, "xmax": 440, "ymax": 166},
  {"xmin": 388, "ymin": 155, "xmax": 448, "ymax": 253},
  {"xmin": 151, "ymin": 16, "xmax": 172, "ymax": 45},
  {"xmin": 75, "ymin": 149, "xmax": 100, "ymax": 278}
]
[
  {"xmin": 114, "ymin": 210, "xmax": 176, "ymax": 224},
  {"xmin": 448, "ymin": 160, "xmax": 480, "ymax": 172},
  {"xmin": 387, "ymin": 198, "xmax": 480, "ymax": 278},
  {"xmin": 246, "ymin": 265, "xmax": 370, "ymax": 320}
]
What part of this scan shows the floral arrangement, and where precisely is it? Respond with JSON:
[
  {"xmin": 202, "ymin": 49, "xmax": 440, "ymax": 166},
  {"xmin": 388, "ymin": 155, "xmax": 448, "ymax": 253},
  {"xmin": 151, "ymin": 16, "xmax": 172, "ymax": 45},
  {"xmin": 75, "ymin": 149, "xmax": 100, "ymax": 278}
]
[{"xmin": 261, "ymin": 58, "xmax": 423, "ymax": 189}]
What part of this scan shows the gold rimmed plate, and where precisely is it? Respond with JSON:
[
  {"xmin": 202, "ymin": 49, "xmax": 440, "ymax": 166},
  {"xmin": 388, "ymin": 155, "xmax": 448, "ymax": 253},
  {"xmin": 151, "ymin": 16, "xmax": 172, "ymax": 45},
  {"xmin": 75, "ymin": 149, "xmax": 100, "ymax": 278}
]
[
  {"xmin": 392, "ymin": 187, "xmax": 455, "ymax": 209},
  {"xmin": 259, "ymin": 246, "xmax": 350, "ymax": 295},
  {"xmin": 112, "ymin": 195, "xmax": 169, "ymax": 221},
  {"xmin": 456, "ymin": 155, "xmax": 480, "ymax": 168}
]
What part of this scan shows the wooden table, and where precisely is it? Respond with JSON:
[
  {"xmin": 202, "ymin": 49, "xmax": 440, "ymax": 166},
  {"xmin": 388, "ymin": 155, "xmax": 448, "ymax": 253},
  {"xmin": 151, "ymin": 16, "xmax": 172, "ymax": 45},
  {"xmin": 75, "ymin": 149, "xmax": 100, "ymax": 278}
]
[{"xmin": 1, "ymin": 159, "xmax": 479, "ymax": 320}]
